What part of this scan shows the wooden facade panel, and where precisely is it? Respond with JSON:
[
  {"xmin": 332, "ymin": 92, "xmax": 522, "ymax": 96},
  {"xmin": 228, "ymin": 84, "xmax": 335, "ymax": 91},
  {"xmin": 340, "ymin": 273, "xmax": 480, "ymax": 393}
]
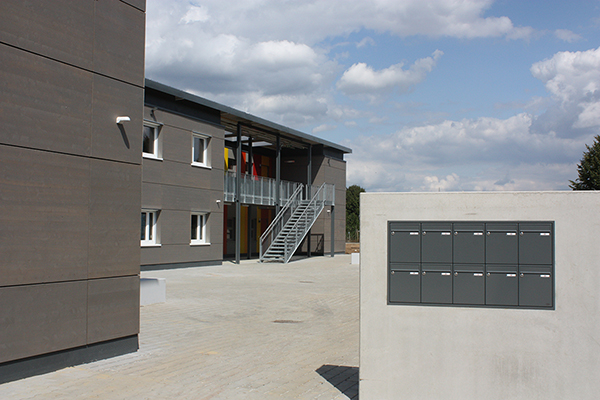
[
  {"xmin": 151, "ymin": 109, "xmax": 225, "ymax": 136},
  {"xmin": 161, "ymin": 125, "xmax": 191, "ymax": 164},
  {"xmin": 0, "ymin": 281, "xmax": 87, "ymax": 363},
  {"xmin": 141, "ymin": 181, "xmax": 164, "ymax": 210},
  {"xmin": 0, "ymin": 146, "xmax": 89, "ymax": 286},
  {"xmin": 0, "ymin": 1, "xmax": 94, "ymax": 70},
  {"xmin": 149, "ymin": 160, "xmax": 224, "ymax": 191},
  {"xmin": 159, "ymin": 185, "xmax": 224, "ymax": 212},
  {"xmin": 93, "ymin": 0, "xmax": 145, "ymax": 86},
  {"xmin": 0, "ymin": 44, "xmax": 92, "ymax": 156},
  {"xmin": 88, "ymin": 160, "xmax": 141, "ymax": 279},
  {"xmin": 87, "ymin": 276, "xmax": 140, "ymax": 344},
  {"xmin": 91, "ymin": 75, "xmax": 143, "ymax": 164},
  {"xmin": 142, "ymin": 243, "xmax": 223, "ymax": 266}
]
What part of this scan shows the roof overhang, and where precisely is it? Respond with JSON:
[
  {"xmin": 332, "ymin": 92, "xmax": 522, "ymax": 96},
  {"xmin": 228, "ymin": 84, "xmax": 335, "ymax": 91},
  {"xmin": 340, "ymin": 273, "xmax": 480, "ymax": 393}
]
[{"xmin": 145, "ymin": 79, "xmax": 352, "ymax": 154}]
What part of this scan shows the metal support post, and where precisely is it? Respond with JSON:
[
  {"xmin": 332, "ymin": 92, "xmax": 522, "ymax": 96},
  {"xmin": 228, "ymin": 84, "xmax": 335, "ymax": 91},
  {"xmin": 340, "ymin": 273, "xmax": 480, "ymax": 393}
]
[
  {"xmin": 235, "ymin": 123, "xmax": 242, "ymax": 264},
  {"xmin": 307, "ymin": 144, "xmax": 312, "ymax": 258},
  {"xmin": 331, "ymin": 205, "xmax": 335, "ymax": 257}
]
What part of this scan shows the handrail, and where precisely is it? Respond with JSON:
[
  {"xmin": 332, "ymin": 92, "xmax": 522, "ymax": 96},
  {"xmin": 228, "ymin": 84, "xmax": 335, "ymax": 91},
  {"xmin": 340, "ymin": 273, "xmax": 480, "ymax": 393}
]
[
  {"xmin": 260, "ymin": 183, "xmax": 303, "ymax": 243},
  {"xmin": 259, "ymin": 183, "xmax": 304, "ymax": 261},
  {"xmin": 282, "ymin": 183, "xmax": 327, "ymax": 262}
]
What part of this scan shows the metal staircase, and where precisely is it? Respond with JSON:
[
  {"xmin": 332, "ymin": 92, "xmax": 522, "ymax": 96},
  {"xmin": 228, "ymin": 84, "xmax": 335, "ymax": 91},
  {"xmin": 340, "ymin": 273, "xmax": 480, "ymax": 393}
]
[{"xmin": 260, "ymin": 183, "xmax": 327, "ymax": 263}]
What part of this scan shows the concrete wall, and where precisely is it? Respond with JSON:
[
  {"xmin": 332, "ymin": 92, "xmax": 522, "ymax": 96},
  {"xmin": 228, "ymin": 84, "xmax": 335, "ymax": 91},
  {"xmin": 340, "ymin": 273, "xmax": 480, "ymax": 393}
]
[
  {"xmin": 0, "ymin": 0, "xmax": 144, "ymax": 365},
  {"xmin": 141, "ymin": 107, "xmax": 225, "ymax": 268},
  {"xmin": 360, "ymin": 192, "xmax": 600, "ymax": 400}
]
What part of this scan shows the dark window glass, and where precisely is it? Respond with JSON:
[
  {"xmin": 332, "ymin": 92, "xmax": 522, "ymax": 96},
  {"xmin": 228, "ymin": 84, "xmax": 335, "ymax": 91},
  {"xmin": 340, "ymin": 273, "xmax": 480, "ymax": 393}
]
[{"xmin": 143, "ymin": 126, "xmax": 154, "ymax": 154}]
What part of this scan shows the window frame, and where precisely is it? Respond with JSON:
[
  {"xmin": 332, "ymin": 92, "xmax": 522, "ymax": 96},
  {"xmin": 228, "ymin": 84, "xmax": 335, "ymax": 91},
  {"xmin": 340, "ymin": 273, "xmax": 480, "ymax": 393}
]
[
  {"xmin": 141, "ymin": 209, "xmax": 160, "ymax": 247},
  {"xmin": 191, "ymin": 132, "xmax": 211, "ymax": 169},
  {"xmin": 190, "ymin": 212, "xmax": 209, "ymax": 245},
  {"xmin": 143, "ymin": 120, "xmax": 162, "ymax": 160}
]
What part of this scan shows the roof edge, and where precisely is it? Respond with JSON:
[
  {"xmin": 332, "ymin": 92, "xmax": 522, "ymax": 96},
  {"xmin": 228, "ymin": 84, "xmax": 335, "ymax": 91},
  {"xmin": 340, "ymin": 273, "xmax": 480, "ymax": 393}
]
[{"xmin": 145, "ymin": 79, "xmax": 352, "ymax": 154}]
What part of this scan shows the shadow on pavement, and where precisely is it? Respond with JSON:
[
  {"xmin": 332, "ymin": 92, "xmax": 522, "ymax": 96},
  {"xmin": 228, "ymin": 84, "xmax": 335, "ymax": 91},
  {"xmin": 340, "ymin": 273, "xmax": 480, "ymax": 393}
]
[{"xmin": 316, "ymin": 364, "xmax": 359, "ymax": 399}]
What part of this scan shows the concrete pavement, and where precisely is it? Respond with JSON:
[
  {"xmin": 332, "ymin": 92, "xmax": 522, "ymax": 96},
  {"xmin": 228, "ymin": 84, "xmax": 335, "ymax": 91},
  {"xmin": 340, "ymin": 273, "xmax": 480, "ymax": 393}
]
[{"xmin": 0, "ymin": 255, "xmax": 359, "ymax": 399}]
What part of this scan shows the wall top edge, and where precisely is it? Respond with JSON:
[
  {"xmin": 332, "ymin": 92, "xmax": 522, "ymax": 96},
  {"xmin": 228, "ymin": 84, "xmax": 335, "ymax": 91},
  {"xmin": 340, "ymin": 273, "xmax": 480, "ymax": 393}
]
[{"xmin": 361, "ymin": 190, "xmax": 596, "ymax": 196}]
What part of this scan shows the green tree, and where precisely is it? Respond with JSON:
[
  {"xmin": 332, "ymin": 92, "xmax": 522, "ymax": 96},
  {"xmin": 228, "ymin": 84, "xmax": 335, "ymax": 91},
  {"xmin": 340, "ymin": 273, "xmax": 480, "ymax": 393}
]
[
  {"xmin": 570, "ymin": 135, "xmax": 600, "ymax": 190},
  {"xmin": 346, "ymin": 185, "xmax": 365, "ymax": 242}
]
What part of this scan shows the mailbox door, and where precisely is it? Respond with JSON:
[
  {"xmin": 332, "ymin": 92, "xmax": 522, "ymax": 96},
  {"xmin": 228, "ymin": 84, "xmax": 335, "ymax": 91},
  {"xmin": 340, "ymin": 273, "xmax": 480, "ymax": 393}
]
[
  {"xmin": 421, "ymin": 264, "xmax": 452, "ymax": 304},
  {"xmin": 519, "ymin": 267, "xmax": 553, "ymax": 307},
  {"xmin": 453, "ymin": 222, "xmax": 485, "ymax": 264},
  {"xmin": 486, "ymin": 266, "xmax": 518, "ymax": 306},
  {"xmin": 519, "ymin": 222, "xmax": 553, "ymax": 265},
  {"xmin": 486, "ymin": 223, "xmax": 518, "ymax": 264},
  {"xmin": 389, "ymin": 222, "xmax": 421, "ymax": 264},
  {"xmin": 421, "ymin": 222, "xmax": 453, "ymax": 264},
  {"xmin": 389, "ymin": 266, "xmax": 421, "ymax": 303},
  {"xmin": 453, "ymin": 265, "xmax": 485, "ymax": 305}
]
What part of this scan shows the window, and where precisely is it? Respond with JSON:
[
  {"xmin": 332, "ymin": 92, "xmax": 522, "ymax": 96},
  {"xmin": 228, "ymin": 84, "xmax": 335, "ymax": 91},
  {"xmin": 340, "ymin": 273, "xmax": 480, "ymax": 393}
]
[
  {"xmin": 141, "ymin": 210, "xmax": 160, "ymax": 246},
  {"xmin": 143, "ymin": 120, "xmax": 162, "ymax": 159},
  {"xmin": 191, "ymin": 213, "xmax": 209, "ymax": 245},
  {"xmin": 192, "ymin": 132, "xmax": 210, "ymax": 168}
]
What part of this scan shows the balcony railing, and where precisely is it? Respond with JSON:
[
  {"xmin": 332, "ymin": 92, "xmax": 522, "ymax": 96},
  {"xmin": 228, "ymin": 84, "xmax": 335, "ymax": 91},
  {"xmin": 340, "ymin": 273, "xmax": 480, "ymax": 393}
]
[{"xmin": 224, "ymin": 171, "xmax": 334, "ymax": 206}]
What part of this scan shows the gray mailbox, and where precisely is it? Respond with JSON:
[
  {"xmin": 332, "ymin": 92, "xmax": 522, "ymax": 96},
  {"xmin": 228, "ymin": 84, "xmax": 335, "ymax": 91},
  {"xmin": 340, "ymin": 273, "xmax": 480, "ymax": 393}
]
[
  {"xmin": 388, "ymin": 221, "xmax": 554, "ymax": 309},
  {"xmin": 486, "ymin": 222, "xmax": 518, "ymax": 264}
]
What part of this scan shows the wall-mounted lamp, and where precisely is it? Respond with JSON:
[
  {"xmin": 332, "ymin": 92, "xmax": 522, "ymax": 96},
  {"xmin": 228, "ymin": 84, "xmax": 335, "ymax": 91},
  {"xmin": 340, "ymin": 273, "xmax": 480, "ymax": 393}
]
[
  {"xmin": 216, "ymin": 200, "xmax": 221, "ymax": 203},
  {"xmin": 116, "ymin": 116, "xmax": 131, "ymax": 124}
]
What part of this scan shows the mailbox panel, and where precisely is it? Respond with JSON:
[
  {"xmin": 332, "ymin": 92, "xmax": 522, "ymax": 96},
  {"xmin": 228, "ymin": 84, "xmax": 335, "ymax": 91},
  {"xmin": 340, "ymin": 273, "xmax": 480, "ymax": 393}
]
[
  {"xmin": 453, "ymin": 222, "xmax": 485, "ymax": 264},
  {"xmin": 422, "ymin": 265, "xmax": 452, "ymax": 304},
  {"xmin": 519, "ymin": 222, "xmax": 553, "ymax": 265},
  {"xmin": 387, "ymin": 220, "xmax": 554, "ymax": 309},
  {"xmin": 486, "ymin": 267, "xmax": 518, "ymax": 306},
  {"xmin": 389, "ymin": 268, "xmax": 421, "ymax": 303},
  {"xmin": 389, "ymin": 222, "xmax": 421, "ymax": 264},
  {"xmin": 486, "ymin": 223, "xmax": 518, "ymax": 264},
  {"xmin": 453, "ymin": 265, "xmax": 485, "ymax": 305},
  {"xmin": 421, "ymin": 222, "xmax": 453, "ymax": 264}
]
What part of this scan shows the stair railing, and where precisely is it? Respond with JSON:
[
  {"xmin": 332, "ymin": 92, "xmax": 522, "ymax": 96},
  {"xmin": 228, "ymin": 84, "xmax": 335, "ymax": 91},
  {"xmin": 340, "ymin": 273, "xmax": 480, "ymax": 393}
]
[
  {"xmin": 259, "ymin": 183, "xmax": 304, "ymax": 262},
  {"xmin": 282, "ymin": 183, "xmax": 327, "ymax": 263}
]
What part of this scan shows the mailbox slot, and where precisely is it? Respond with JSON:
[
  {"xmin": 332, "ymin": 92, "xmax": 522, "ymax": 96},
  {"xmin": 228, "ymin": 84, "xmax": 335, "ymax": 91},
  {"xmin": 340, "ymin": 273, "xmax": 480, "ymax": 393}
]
[
  {"xmin": 389, "ymin": 222, "xmax": 421, "ymax": 264},
  {"xmin": 486, "ymin": 223, "xmax": 518, "ymax": 264},
  {"xmin": 421, "ymin": 222, "xmax": 453, "ymax": 264},
  {"xmin": 486, "ymin": 266, "xmax": 518, "ymax": 306},
  {"xmin": 519, "ymin": 222, "xmax": 553, "ymax": 265},
  {"xmin": 389, "ymin": 265, "xmax": 421, "ymax": 303},
  {"xmin": 421, "ymin": 264, "xmax": 452, "ymax": 304},
  {"xmin": 453, "ymin": 222, "xmax": 485, "ymax": 264},
  {"xmin": 519, "ymin": 265, "xmax": 553, "ymax": 307},
  {"xmin": 453, "ymin": 265, "xmax": 485, "ymax": 305}
]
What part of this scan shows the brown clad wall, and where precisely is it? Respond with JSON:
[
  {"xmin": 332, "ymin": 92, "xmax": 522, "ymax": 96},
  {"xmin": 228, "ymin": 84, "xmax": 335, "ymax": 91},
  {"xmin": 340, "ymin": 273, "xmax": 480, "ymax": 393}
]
[
  {"xmin": 0, "ymin": 0, "xmax": 145, "ymax": 365},
  {"xmin": 140, "ymin": 107, "xmax": 225, "ymax": 267}
]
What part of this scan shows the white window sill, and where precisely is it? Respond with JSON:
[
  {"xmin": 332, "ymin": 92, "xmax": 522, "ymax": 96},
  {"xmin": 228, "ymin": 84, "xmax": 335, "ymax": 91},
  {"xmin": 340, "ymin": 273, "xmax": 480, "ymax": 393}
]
[
  {"xmin": 191, "ymin": 162, "xmax": 211, "ymax": 170},
  {"xmin": 190, "ymin": 241, "xmax": 210, "ymax": 246},
  {"xmin": 143, "ymin": 153, "xmax": 163, "ymax": 161},
  {"xmin": 141, "ymin": 243, "xmax": 161, "ymax": 248}
]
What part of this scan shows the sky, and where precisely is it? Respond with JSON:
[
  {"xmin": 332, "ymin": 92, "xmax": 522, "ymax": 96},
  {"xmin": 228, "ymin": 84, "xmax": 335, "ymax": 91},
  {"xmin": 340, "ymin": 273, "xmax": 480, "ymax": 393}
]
[{"xmin": 145, "ymin": 0, "xmax": 600, "ymax": 192}]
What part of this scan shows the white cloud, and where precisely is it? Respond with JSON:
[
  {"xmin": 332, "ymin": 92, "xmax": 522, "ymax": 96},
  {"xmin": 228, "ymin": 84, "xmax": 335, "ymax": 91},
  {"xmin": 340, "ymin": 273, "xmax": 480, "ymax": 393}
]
[
  {"xmin": 312, "ymin": 124, "xmax": 338, "ymax": 134},
  {"xmin": 145, "ymin": 0, "xmax": 533, "ymax": 125},
  {"xmin": 530, "ymin": 46, "xmax": 600, "ymax": 135},
  {"xmin": 554, "ymin": 29, "xmax": 582, "ymax": 43},
  {"xmin": 337, "ymin": 50, "xmax": 443, "ymax": 95},
  {"xmin": 346, "ymin": 111, "xmax": 590, "ymax": 192},
  {"xmin": 356, "ymin": 37, "xmax": 375, "ymax": 48},
  {"xmin": 180, "ymin": 5, "xmax": 209, "ymax": 24}
]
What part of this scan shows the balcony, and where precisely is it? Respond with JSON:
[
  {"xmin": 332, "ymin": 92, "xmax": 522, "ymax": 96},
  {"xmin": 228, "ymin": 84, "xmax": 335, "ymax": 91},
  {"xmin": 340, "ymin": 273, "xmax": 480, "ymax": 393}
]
[{"xmin": 224, "ymin": 171, "xmax": 335, "ymax": 206}]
